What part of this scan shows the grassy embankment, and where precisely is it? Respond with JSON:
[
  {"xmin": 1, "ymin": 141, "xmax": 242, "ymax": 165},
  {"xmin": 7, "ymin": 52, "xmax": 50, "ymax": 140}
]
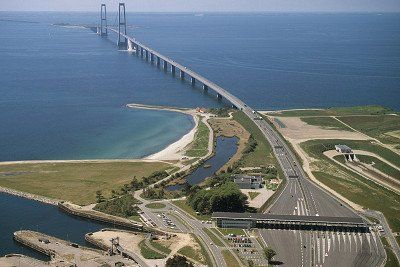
[
  {"xmin": 356, "ymin": 155, "xmax": 400, "ymax": 180},
  {"xmin": 222, "ymin": 250, "xmax": 241, "ymax": 267},
  {"xmin": 0, "ymin": 161, "xmax": 170, "ymax": 205},
  {"xmin": 300, "ymin": 139, "xmax": 400, "ymax": 232},
  {"xmin": 185, "ymin": 117, "xmax": 210, "ymax": 157},
  {"xmin": 270, "ymin": 105, "xmax": 393, "ymax": 117},
  {"xmin": 177, "ymin": 233, "xmax": 210, "ymax": 265},
  {"xmin": 337, "ymin": 115, "xmax": 400, "ymax": 145},
  {"xmin": 203, "ymin": 228, "xmax": 224, "ymax": 247},
  {"xmin": 381, "ymin": 237, "xmax": 400, "ymax": 267},
  {"xmin": 139, "ymin": 239, "xmax": 165, "ymax": 259},
  {"xmin": 172, "ymin": 199, "xmax": 211, "ymax": 221}
]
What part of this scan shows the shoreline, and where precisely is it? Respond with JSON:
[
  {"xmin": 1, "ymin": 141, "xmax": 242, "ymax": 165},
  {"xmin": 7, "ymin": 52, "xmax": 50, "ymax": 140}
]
[
  {"xmin": 127, "ymin": 103, "xmax": 200, "ymax": 161},
  {"xmin": 0, "ymin": 186, "xmax": 59, "ymax": 206}
]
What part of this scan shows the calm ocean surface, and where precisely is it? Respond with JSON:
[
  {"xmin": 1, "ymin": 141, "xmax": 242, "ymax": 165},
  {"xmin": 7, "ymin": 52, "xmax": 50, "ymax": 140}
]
[{"xmin": 0, "ymin": 12, "xmax": 399, "ymax": 160}]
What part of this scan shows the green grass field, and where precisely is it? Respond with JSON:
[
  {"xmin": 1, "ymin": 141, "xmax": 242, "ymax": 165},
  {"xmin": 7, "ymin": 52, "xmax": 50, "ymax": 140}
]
[
  {"xmin": 222, "ymin": 250, "xmax": 240, "ymax": 267},
  {"xmin": 0, "ymin": 161, "xmax": 170, "ymax": 205},
  {"xmin": 139, "ymin": 240, "xmax": 165, "ymax": 259},
  {"xmin": 301, "ymin": 139, "xmax": 400, "ymax": 232},
  {"xmin": 270, "ymin": 105, "xmax": 392, "ymax": 117},
  {"xmin": 203, "ymin": 228, "xmax": 224, "ymax": 247},
  {"xmin": 233, "ymin": 111, "xmax": 275, "ymax": 167},
  {"xmin": 381, "ymin": 237, "xmax": 400, "ymax": 267},
  {"xmin": 217, "ymin": 228, "xmax": 246, "ymax": 236},
  {"xmin": 185, "ymin": 118, "xmax": 210, "ymax": 157},
  {"xmin": 149, "ymin": 239, "xmax": 171, "ymax": 255},
  {"xmin": 301, "ymin": 117, "xmax": 353, "ymax": 131},
  {"xmin": 337, "ymin": 115, "xmax": 400, "ymax": 145},
  {"xmin": 172, "ymin": 200, "xmax": 211, "ymax": 221},
  {"xmin": 248, "ymin": 191, "xmax": 260, "ymax": 200}
]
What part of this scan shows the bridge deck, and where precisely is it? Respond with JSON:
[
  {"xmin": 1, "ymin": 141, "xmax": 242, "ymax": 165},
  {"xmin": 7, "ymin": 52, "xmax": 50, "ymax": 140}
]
[{"xmin": 106, "ymin": 27, "xmax": 245, "ymax": 108}]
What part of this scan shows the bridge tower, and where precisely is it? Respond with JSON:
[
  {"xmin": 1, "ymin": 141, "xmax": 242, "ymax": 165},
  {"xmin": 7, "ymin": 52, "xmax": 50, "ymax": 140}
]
[
  {"xmin": 118, "ymin": 3, "xmax": 127, "ymax": 49},
  {"xmin": 100, "ymin": 4, "xmax": 107, "ymax": 36}
]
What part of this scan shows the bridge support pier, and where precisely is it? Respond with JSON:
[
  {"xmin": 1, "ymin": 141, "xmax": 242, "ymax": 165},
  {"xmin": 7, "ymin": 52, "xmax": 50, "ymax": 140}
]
[
  {"xmin": 180, "ymin": 70, "xmax": 185, "ymax": 79},
  {"xmin": 150, "ymin": 53, "xmax": 154, "ymax": 63},
  {"xmin": 145, "ymin": 50, "xmax": 149, "ymax": 61},
  {"xmin": 163, "ymin": 61, "xmax": 168, "ymax": 70},
  {"xmin": 100, "ymin": 4, "xmax": 107, "ymax": 36},
  {"xmin": 156, "ymin": 57, "xmax": 160, "ymax": 67},
  {"xmin": 203, "ymin": 84, "xmax": 208, "ymax": 91},
  {"xmin": 217, "ymin": 93, "xmax": 222, "ymax": 99},
  {"xmin": 171, "ymin": 65, "xmax": 176, "ymax": 75},
  {"xmin": 191, "ymin": 77, "xmax": 196, "ymax": 86},
  {"xmin": 117, "ymin": 3, "xmax": 127, "ymax": 49}
]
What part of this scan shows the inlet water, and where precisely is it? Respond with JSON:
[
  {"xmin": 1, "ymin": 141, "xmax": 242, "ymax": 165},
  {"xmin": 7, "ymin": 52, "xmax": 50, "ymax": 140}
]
[
  {"xmin": 0, "ymin": 193, "xmax": 111, "ymax": 258},
  {"xmin": 166, "ymin": 136, "xmax": 238, "ymax": 190}
]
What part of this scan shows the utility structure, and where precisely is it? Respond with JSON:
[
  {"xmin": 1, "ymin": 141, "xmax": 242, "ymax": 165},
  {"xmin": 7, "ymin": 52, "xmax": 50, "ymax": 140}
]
[
  {"xmin": 118, "ymin": 3, "xmax": 127, "ymax": 49},
  {"xmin": 100, "ymin": 4, "xmax": 107, "ymax": 36}
]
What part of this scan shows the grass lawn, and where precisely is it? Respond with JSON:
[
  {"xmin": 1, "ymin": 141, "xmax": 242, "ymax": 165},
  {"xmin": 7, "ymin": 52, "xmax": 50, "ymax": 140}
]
[
  {"xmin": 185, "ymin": 118, "xmax": 210, "ymax": 157},
  {"xmin": 203, "ymin": 228, "xmax": 224, "ymax": 247},
  {"xmin": 217, "ymin": 228, "xmax": 246, "ymax": 236},
  {"xmin": 270, "ymin": 105, "xmax": 392, "ymax": 117},
  {"xmin": 248, "ymin": 191, "xmax": 260, "ymax": 200},
  {"xmin": 139, "ymin": 240, "xmax": 165, "ymax": 259},
  {"xmin": 222, "ymin": 250, "xmax": 240, "ymax": 267},
  {"xmin": 301, "ymin": 139, "xmax": 400, "ymax": 232},
  {"xmin": 337, "ymin": 115, "xmax": 400, "ymax": 145},
  {"xmin": 172, "ymin": 200, "xmax": 211, "ymax": 221},
  {"xmin": 128, "ymin": 215, "xmax": 142, "ymax": 223},
  {"xmin": 149, "ymin": 239, "xmax": 171, "ymax": 255},
  {"xmin": 233, "ymin": 111, "xmax": 275, "ymax": 167},
  {"xmin": 0, "ymin": 161, "xmax": 170, "ymax": 205},
  {"xmin": 145, "ymin": 202, "xmax": 166, "ymax": 209},
  {"xmin": 301, "ymin": 117, "xmax": 353, "ymax": 131},
  {"xmin": 380, "ymin": 237, "xmax": 400, "ymax": 267},
  {"xmin": 356, "ymin": 155, "xmax": 400, "ymax": 180}
]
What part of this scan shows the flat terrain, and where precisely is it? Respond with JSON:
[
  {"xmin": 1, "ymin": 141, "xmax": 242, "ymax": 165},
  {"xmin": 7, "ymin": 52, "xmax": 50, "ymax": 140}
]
[
  {"xmin": 301, "ymin": 116, "xmax": 353, "ymax": 131},
  {"xmin": 270, "ymin": 116, "xmax": 366, "ymax": 141},
  {"xmin": 0, "ymin": 161, "xmax": 170, "ymax": 205},
  {"xmin": 337, "ymin": 115, "xmax": 400, "ymax": 145},
  {"xmin": 185, "ymin": 117, "xmax": 210, "ymax": 157},
  {"xmin": 266, "ymin": 105, "xmax": 393, "ymax": 117}
]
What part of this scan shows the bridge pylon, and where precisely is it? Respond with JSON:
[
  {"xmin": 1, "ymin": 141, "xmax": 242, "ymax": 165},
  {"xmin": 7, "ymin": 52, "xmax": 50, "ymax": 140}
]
[
  {"xmin": 118, "ymin": 3, "xmax": 127, "ymax": 49},
  {"xmin": 100, "ymin": 4, "xmax": 107, "ymax": 36}
]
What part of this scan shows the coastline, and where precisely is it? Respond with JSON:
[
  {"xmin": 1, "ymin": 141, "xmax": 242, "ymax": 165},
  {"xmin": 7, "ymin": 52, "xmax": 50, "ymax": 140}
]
[
  {"xmin": 0, "ymin": 186, "xmax": 59, "ymax": 206},
  {"xmin": 126, "ymin": 103, "xmax": 200, "ymax": 161}
]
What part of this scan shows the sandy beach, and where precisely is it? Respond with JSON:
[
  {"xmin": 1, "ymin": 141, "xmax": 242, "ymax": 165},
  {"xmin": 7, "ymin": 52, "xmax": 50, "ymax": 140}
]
[{"xmin": 127, "ymin": 103, "xmax": 203, "ymax": 161}]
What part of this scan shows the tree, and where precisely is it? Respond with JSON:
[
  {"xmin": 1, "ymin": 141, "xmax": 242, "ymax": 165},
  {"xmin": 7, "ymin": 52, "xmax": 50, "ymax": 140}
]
[
  {"xmin": 248, "ymin": 260, "xmax": 255, "ymax": 267},
  {"xmin": 166, "ymin": 255, "xmax": 193, "ymax": 267},
  {"xmin": 95, "ymin": 190, "xmax": 105, "ymax": 203},
  {"xmin": 264, "ymin": 248, "xmax": 277, "ymax": 264}
]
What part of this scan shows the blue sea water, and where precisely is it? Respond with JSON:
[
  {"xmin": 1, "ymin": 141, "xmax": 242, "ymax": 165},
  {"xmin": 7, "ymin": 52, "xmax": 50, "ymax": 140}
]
[{"xmin": 0, "ymin": 12, "xmax": 399, "ymax": 161}]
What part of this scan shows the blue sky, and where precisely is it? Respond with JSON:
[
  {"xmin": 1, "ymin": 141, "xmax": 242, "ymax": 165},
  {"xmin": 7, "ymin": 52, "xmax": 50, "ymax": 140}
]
[{"xmin": 1, "ymin": 0, "xmax": 399, "ymax": 12}]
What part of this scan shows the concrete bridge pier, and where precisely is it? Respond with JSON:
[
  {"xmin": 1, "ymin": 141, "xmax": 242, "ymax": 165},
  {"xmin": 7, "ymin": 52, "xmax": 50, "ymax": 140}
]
[
  {"xmin": 150, "ymin": 53, "xmax": 154, "ymax": 63},
  {"xmin": 203, "ymin": 84, "xmax": 208, "ymax": 91},
  {"xmin": 191, "ymin": 77, "xmax": 196, "ymax": 86},
  {"xmin": 171, "ymin": 65, "xmax": 176, "ymax": 75},
  {"xmin": 163, "ymin": 61, "xmax": 168, "ymax": 70},
  {"xmin": 180, "ymin": 70, "xmax": 185, "ymax": 79},
  {"xmin": 156, "ymin": 57, "xmax": 160, "ymax": 67},
  {"xmin": 217, "ymin": 93, "xmax": 222, "ymax": 99},
  {"xmin": 145, "ymin": 50, "xmax": 149, "ymax": 61},
  {"xmin": 140, "ymin": 47, "xmax": 144, "ymax": 57}
]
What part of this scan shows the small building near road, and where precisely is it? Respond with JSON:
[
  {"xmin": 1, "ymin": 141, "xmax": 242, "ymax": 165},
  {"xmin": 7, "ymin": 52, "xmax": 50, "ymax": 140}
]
[
  {"xmin": 335, "ymin": 144, "xmax": 358, "ymax": 162},
  {"xmin": 232, "ymin": 175, "xmax": 263, "ymax": 189}
]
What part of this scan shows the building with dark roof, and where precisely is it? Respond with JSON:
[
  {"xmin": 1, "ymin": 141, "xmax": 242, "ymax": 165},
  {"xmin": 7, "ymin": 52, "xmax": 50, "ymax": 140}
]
[{"xmin": 232, "ymin": 175, "xmax": 263, "ymax": 189}]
